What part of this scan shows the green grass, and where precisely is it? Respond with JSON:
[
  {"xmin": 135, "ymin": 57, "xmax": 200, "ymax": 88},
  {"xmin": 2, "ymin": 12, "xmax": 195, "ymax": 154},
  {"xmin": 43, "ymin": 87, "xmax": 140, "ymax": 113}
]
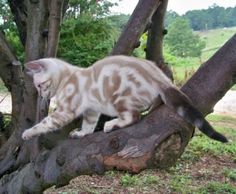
[
  {"xmin": 184, "ymin": 114, "xmax": 236, "ymax": 157},
  {"xmin": 198, "ymin": 182, "xmax": 236, "ymax": 194}
]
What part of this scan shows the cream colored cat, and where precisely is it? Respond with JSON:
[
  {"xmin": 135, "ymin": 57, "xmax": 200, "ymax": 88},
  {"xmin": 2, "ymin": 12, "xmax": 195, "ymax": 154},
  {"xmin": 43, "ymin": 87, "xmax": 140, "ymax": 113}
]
[{"xmin": 22, "ymin": 56, "xmax": 227, "ymax": 142}]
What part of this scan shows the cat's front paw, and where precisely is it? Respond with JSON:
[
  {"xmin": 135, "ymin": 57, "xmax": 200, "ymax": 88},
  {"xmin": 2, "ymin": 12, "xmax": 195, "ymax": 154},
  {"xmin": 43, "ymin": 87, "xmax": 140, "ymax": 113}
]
[
  {"xmin": 103, "ymin": 120, "xmax": 118, "ymax": 133},
  {"xmin": 22, "ymin": 129, "xmax": 34, "ymax": 140},
  {"xmin": 69, "ymin": 130, "xmax": 86, "ymax": 138}
]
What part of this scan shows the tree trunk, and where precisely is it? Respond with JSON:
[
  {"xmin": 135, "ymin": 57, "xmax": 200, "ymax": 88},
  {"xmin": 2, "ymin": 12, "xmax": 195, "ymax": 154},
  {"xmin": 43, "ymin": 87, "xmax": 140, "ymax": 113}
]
[
  {"xmin": 146, "ymin": 0, "xmax": 173, "ymax": 80},
  {"xmin": 0, "ymin": 0, "xmax": 67, "ymax": 178},
  {"xmin": 0, "ymin": 32, "xmax": 235, "ymax": 193},
  {"xmin": 0, "ymin": 31, "xmax": 23, "ymax": 126},
  {"xmin": 0, "ymin": 31, "xmax": 25, "ymax": 177}
]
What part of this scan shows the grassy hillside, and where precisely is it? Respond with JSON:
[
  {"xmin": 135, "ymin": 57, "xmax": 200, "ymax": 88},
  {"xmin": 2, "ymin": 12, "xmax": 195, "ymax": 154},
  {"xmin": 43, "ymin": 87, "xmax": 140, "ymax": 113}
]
[
  {"xmin": 168, "ymin": 26, "xmax": 236, "ymax": 88},
  {"xmin": 197, "ymin": 26, "xmax": 236, "ymax": 61}
]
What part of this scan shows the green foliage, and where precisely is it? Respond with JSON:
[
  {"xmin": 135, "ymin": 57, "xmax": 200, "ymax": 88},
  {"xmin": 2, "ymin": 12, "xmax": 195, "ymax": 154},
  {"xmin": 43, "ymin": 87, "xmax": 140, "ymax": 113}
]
[
  {"xmin": 107, "ymin": 14, "xmax": 129, "ymax": 32},
  {"xmin": 198, "ymin": 182, "xmax": 236, "ymax": 194},
  {"xmin": 0, "ymin": 79, "xmax": 8, "ymax": 93},
  {"xmin": 0, "ymin": 0, "xmax": 14, "ymax": 31},
  {"xmin": 58, "ymin": 1, "xmax": 120, "ymax": 66},
  {"xmin": 164, "ymin": 10, "xmax": 179, "ymax": 27},
  {"xmin": 165, "ymin": 17, "xmax": 206, "ymax": 58},
  {"xmin": 0, "ymin": 0, "xmax": 24, "ymax": 61},
  {"xmin": 67, "ymin": 0, "xmax": 115, "ymax": 18},
  {"xmin": 5, "ymin": 31, "xmax": 24, "ymax": 61},
  {"xmin": 58, "ymin": 14, "xmax": 118, "ymax": 67}
]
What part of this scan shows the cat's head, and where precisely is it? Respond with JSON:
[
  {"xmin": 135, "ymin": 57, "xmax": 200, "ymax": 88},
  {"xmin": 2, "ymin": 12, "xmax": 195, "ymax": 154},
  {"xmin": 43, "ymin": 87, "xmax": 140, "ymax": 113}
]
[{"xmin": 25, "ymin": 59, "xmax": 60, "ymax": 99}]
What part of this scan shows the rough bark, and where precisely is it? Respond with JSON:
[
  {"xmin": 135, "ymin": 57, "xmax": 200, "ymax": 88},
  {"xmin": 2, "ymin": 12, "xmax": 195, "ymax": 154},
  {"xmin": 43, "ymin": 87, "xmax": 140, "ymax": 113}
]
[
  {"xmin": 0, "ymin": 30, "xmax": 25, "ymax": 180},
  {"xmin": 46, "ymin": 0, "xmax": 64, "ymax": 57},
  {"xmin": 146, "ymin": 0, "xmax": 173, "ymax": 80},
  {"xmin": 110, "ymin": 0, "xmax": 161, "ymax": 55},
  {"xmin": 0, "ymin": 31, "xmax": 23, "ymax": 135},
  {"xmin": 0, "ymin": 33, "xmax": 235, "ymax": 193}
]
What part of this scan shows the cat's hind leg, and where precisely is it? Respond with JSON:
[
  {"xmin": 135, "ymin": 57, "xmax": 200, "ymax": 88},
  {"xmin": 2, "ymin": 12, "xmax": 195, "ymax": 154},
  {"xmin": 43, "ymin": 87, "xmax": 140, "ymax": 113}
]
[
  {"xmin": 70, "ymin": 110, "xmax": 100, "ymax": 138},
  {"xmin": 104, "ymin": 111, "xmax": 140, "ymax": 133}
]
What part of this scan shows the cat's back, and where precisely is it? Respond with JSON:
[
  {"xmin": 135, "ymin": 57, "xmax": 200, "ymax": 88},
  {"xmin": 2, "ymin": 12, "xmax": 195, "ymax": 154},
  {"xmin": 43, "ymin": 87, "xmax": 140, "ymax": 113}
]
[
  {"xmin": 92, "ymin": 55, "xmax": 152, "ymax": 68},
  {"xmin": 91, "ymin": 55, "xmax": 171, "ymax": 85}
]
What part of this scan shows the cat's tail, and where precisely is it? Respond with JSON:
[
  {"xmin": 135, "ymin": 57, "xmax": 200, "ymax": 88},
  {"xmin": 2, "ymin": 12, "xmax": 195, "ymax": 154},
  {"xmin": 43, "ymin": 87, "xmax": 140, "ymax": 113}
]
[{"xmin": 161, "ymin": 87, "xmax": 228, "ymax": 143}]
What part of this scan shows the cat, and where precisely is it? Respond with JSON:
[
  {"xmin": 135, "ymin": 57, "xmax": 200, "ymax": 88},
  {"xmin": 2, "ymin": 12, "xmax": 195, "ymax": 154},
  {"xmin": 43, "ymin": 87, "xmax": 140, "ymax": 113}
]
[{"xmin": 22, "ymin": 55, "xmax": 228, "ymax": 143}]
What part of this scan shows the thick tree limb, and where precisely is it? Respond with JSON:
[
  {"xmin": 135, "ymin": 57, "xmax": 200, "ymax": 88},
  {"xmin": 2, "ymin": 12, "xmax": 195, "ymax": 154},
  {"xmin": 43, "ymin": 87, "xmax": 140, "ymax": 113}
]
[
  {"xmin": 0, "ymin": 33, "xmax": 235, "ymax": 193},
  {"xmin": 46, "ymin": 0, "xmax": 64, "ymax": 57},
  {"xmin": 110, "ymin": 0, "xmax": 160, "ymax": 55},
  {"xmin": 146, "ymin": 0, "xmax": 173, "ymax": 80},
  {"xmin": 0, "ymin": 31, "xmax": 25, "ymax": 180},
  {"xmin": 146, "ymin": 0, "xmax": 168, "ymax": 63}
]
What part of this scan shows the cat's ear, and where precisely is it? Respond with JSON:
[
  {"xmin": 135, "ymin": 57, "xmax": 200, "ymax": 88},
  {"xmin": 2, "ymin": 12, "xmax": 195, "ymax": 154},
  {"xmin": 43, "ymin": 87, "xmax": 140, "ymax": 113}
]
[{"xmin": 25, "ymin": 61, "xmax": 46, "ymax": 76}]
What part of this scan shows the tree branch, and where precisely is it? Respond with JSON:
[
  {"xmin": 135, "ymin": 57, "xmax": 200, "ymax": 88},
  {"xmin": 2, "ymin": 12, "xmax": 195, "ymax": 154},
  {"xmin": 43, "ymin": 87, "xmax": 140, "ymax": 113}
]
[
  {"xmin": 111, "ymin": 0, "xmax": 160, "ymax": 55},
  {"xmin": 46, "ymin": 0, "xmax": 65, "ymax": 57},
  {"xmin": 0, "ymin": 31, "xmax": 23, "ymax": 135},
  {"xmin": 146, "ymin": 0, "xmax": 173, "ymax": 80},
  {"xmin": 8, "ymin": 0, "xmax": 28, "ymax": 46}
]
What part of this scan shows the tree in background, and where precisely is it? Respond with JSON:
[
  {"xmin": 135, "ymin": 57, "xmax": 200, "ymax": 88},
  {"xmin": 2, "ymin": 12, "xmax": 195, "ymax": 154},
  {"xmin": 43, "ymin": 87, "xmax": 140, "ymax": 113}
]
[
  {"xmin": 165, "ymin": 17, "xmax": 206, "ymax": 58},
  {"xmin": 58, "ymin": 0, "xmax": 121, "ymax": 67},
  {"xmin": 58, "ymin": 14, "xmax": 118, "ymax": 66},
  {"xmin": 183, "ymin": 5, "xmax": 236, "ymax": 31}
]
